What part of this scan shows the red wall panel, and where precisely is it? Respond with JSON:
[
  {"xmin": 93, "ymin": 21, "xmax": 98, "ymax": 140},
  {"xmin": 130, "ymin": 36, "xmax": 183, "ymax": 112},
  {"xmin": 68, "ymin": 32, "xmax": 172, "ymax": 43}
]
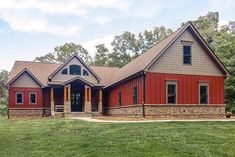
[
  {"xmin": 145, "ymin": 72, "xmax": 225, "ymax": 105},
  {"xmin": 9, "ymin": 87, "xmax": 43, "ymax": 108},
  {"xmin": 107, "ymin": 76, "xmax": 144, "ymax": 107}
]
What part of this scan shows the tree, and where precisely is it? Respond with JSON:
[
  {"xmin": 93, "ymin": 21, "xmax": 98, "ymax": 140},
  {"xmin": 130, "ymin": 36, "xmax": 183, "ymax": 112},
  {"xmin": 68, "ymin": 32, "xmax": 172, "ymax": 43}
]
[
  {"xmin": 93, "ymin": 44, "xmax": 109, "ymax": 66},
  {"xmin": 138, "ymin": 26, "xmax": 173, "ymax": 53},
  {"xmin": 35, "ymin": 42, "xmax": 92, "ymax": 64},
  {"xmin": 190, "ymin": 12, "xmax": 235, "ymax": 111},
  {"xmin": 0, "ymin": 70, "xmax": 9, "ymax": 116}
]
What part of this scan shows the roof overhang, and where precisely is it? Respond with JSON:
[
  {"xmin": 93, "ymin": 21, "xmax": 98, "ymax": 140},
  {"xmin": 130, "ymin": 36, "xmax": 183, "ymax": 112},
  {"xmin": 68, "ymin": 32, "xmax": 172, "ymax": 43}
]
[{"xmin": 5, "ymin": 68, "xmax": 45, "ymax": 88}]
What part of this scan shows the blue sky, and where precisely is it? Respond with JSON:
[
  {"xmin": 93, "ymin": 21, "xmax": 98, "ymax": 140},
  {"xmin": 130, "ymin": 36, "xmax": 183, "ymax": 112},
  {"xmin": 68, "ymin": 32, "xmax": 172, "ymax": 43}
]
[{"xmin": 0, "ymin": 0, "xmax": 234, "ymax": 71}]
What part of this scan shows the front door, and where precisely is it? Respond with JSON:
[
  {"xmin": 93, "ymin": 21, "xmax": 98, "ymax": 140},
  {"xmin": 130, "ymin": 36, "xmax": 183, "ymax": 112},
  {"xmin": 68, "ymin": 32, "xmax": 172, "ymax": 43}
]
[{"xmin": 71, "ymin": 92, "xmax": 82, "ymax": 112}]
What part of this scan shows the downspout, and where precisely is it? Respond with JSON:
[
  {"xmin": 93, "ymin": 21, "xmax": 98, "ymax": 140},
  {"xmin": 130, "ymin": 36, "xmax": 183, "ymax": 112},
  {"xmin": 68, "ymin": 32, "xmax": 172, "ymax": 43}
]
[
  {"xmin": 142, "ymin": 72, "xmax": 146, "ymax": 117},
  {"xmin": 7, "ymin": 87, "xmax": 9, "ymax": 119}
]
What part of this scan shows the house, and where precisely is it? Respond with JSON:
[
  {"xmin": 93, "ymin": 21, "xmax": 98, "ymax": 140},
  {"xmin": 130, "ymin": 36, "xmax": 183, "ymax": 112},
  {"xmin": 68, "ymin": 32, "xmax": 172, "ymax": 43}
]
[{"xmin": 6, "ymin": 22, "xmax": 230, "ymax": 118}]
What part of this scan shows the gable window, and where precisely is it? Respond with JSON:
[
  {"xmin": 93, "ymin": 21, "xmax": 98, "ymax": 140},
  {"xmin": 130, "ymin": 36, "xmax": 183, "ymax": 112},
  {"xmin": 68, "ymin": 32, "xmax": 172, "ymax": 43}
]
[
  {"xmin": 83, "ymin": 69, "xmax": 89, "ymax": 76},
  {"xmin": 166, "ymin": 81, "xmax": 177, "ymax": 104},
  {"xmin": 69, "ymin": 65, "xmax": 81, "ymax": 75},
  {"xmin": 199, "ymin": 83, "xmax": 209, "ymax": 104},
  {"xmin": 133, "ymin": 87, "xmax": 138, "ymax": 104},
  {"xmin": 61, "ymin": 68, "xmax": 68, "ymax": 75},
  {"xmin": 29, "ymin": 92, "xmax": 37, "ymax": 104},
  {"xmin": 16, "ymin": 92, "xmax": 23, "ymax": 104},
  {"xmin": 118, "ymin": 91, "xmax": 122, "ymax": 106},
  {"xmin": 183, "ymin": 45, "xmax": 191, "ymax": 65}
]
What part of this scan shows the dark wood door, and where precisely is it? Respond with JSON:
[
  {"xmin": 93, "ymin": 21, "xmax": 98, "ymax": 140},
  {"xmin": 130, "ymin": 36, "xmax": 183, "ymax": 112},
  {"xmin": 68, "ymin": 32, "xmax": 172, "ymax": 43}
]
[{"xmin": 71, "ymin": 92, "xmax": 82, "ymax": 112}]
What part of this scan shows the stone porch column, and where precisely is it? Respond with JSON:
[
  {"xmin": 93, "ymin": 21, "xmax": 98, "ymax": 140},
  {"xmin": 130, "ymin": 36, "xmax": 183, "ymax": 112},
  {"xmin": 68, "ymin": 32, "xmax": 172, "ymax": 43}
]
[
  {"xmin": 64, "ymin": 84, "xmax": 71, "ymax": 113},
  {"xmin": 84, "ymin": 85, "xmax": 91, "ymax": 112},
  {"xmin": 50, "ymin": 87, "xmax": 55, "ymax": 116},
  {"xmin": 98, "ymin": 89, "xmax": 103, "ymax": 113}
]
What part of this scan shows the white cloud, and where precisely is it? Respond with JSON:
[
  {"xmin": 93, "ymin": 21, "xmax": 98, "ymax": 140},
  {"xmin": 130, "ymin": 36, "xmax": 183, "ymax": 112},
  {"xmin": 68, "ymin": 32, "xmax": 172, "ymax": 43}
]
[
  {"xmin": 0, "ymin": 0, "xmax": 133, "ymax": 36},
  {"xmin": 83, "ymin": 35, "xmax": 114, "ymax": 57}
]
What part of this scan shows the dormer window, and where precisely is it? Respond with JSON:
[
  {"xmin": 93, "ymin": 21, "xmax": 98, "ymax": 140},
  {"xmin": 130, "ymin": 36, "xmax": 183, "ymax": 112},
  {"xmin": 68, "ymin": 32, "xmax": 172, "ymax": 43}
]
[
  {"xmin": 69, "ymin": 65, "xmax": 81, "ymax": 75},
  {"xmin": 183, "ymin": 45, "xmax": 192, "ymax": 65},
  {"xmin": 61, "ymin": 68, "xmax": 68, "ymax": 75},
  {"xmin": 83, "ymin": 70, "xmax": 89, "ymax": 76}
]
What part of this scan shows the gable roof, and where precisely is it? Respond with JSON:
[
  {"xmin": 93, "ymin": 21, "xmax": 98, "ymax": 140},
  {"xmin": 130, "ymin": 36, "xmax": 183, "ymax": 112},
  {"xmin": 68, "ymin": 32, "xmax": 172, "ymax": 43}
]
[
  {"xmin": 105, "ymin": 22, "xmax": 230, "ymax": 87},
  {"xmin": 7, "ymin": 61, "xmax": 60, "ymax": 87},
  {"xmin": 7, "ymin": 22, "xmax": 230, "ymax": 88},
  {"xmin": 6, "ymin": 61, "xmax": 119, "ymax": 87},
  {"xmin": 6, "ymin": 68, "xmax": 45, "ymax": 87},
  {"xmin": 49, "ymin": 54, "xmax": 101, "ymax": 81}
]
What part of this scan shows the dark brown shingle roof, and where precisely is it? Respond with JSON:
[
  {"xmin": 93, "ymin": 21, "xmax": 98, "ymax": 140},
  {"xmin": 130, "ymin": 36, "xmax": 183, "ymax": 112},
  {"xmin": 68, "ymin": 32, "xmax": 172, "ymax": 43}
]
[
  {"xmin": 8, "ymin": 61, "xmax": 119, "ymax": 87},
  {"xmin": 7, "ymin": 22, "xmax": 229, "ymax": 88}
]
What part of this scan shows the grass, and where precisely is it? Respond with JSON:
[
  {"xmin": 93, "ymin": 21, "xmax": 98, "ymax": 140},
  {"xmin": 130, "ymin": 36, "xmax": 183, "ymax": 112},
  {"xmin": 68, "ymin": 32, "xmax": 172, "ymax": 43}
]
[{"xmin": 0, "ymin": 117, "xmax": 234, "ymax": 157}]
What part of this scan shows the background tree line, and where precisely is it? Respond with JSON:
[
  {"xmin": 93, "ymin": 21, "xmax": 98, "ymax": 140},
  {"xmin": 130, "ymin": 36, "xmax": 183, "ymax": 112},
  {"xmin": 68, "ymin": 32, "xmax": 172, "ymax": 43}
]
[{"xmin": 0, "ymin": 11, "xmax": 235, "ymax": 115}]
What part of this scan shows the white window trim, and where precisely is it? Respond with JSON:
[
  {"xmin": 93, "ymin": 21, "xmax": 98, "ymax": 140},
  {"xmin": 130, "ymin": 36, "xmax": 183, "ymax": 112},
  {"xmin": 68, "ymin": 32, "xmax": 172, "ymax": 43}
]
[
  {"xmin": 166, "ymin": 81, "xmax": 178, "ymax": 104},
  {"xmin": 29, "ymin": 92, "xmax": 37, "ymax": 105},
  {"xmin": 15, "ymin": 92, "xmax": 23, "ymax": 105},
  {"xmin": 199, "ymin": 82, "xmax": 209, "ymax": 104}
]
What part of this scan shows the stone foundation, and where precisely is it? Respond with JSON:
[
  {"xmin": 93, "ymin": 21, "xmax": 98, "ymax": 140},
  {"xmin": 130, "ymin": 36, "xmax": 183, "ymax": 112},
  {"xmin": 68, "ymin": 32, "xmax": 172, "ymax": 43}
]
[
  {"xmin": 9, "ymin": 108, "xmax": 51, "ymax": 118},
  {"xmin": 106, "ymin": 104, "xmax": 225, "ymax": 119}
]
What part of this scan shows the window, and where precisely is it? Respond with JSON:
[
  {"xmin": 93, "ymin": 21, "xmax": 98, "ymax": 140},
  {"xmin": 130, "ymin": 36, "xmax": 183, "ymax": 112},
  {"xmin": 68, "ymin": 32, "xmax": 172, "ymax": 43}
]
[
  {"xmin": 69, "ymin": 65, "xmax": 81, "ymax": 75},
  {"xmin": 166, "ymin": 81, "xmax": 177, "ymax": 104},
  {"xmin": 29, "ymin": 92, "xmax": 37, "ymax": 104},
  {"xmin": 118, "ymin": 92, "xmax": 122, "ymax": 106},
  {"xmin": 16, "ymin": 92, "xmax": 23, "ymax": 104},
  {"xmin": 61, "ymin": 68, "xmax": 68, "ymax": 75},
  {"xmin": 199, "ymin": 83, "xmax": 209, "ymax": 104},
  {"xmin": 183, "ymin": 45, "xmax": 191, "ymax": 65},
  {"xmin": 83, "ymin": 69, "xmax": 89, "ymax": 76},
  {"xmin": 133, "ymin": 87, "xmax": 138, "ymax": 104}
]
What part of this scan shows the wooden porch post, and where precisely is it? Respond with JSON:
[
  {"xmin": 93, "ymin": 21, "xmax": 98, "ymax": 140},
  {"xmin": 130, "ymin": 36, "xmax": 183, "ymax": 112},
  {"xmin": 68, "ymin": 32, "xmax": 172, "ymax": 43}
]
[
  {"xmin": 64, "ymin": 84, "xmax": 71, "ymax": 113},
  {"xmin": 50, "ymin": 87, "xmax": 55, "ymax": 116},
  {"xmin": 84, "ymin": 85, "xmax": 91, "ymax": 112},
  {"xmin": 98, "ymin": 89, "xmax": 103, "ymax": 113}
]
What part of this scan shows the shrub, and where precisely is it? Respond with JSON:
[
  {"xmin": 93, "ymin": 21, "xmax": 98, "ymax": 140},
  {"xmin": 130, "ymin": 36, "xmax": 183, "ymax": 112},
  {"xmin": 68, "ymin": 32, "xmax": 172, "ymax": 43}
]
[{"xmin": 226, "ymin": 112, "xmax": 232, "ymax": 118}]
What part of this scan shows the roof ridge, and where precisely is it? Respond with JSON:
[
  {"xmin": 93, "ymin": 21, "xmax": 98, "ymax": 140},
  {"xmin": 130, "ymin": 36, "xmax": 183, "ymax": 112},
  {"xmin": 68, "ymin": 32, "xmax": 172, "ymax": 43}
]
[{"xmin": 15, "ymin": 60, "xmax": 61, "ymax": 65}]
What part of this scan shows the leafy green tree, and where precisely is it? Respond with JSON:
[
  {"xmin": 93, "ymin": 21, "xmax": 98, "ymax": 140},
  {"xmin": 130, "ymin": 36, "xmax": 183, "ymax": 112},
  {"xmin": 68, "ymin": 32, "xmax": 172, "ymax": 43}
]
[
  {"xmin": 35, "ymin": 42, "xmax": 92, "ymax": 64},
  {"xmin": 0, "ymin": 70, "xmax": 9, "ymax": 116},
  {"xmin": 93, "ymin": 44, "xmax": 109, "ymax": 66},
  {"xmin": 138, "ymin": 26, "xmax": 173, "ymax": 53}
]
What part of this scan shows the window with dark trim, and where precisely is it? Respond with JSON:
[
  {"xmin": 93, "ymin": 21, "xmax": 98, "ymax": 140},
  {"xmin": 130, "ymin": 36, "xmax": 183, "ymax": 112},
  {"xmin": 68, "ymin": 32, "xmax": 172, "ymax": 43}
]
[
  {"xmin": 118, "ymin": 91, "xmax": 122, "ymax": 106},
  {"xmin": 61, "ymin": 68, "xmax": 68, "ymax": 75},
  {"xmin": 83, "ymin": 69, "xmax": 89, "ymax": 76},
  {"xmin": 167, "ymin": 81, "xmax": 177, "ymax": 104},
  {"xmin": 183, "ymin": 45, "xmax": 191, "ymax": 65},
  {"xmin": 16, "ymin": 92, "xmax": 23, "ymax": 104},
  {"xmin": 133, "ymin": 87, "xmax": 138, "ymax": 104},
  {"xmin": 69, "ymin": 65, "xmax": 81, "ymax": 75},
  {"xmin": 29, "ymin": 92, "xmax": 37, "ymax": 104},
  {"xmin": 199, "ymin": 83, "xmax": 208, "ymax": 104}
]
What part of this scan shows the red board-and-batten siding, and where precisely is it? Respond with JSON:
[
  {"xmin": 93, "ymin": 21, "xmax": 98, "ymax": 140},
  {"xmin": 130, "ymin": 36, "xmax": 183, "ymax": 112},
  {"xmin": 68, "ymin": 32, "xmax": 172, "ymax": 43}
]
[
  {"xmin": 9, "ymin": 87, "xmax": 43, "ymax": 108},
  {"xmin": 107, "ymin": 72, "xmax": 224, "ymax": 107},
  {"xmin": 145, "ymin": 72, "xmax": 224, "ymax": 105},
  {"xmin": 107, "ymin": 76, "xmax": 144, "ymax": 107}
]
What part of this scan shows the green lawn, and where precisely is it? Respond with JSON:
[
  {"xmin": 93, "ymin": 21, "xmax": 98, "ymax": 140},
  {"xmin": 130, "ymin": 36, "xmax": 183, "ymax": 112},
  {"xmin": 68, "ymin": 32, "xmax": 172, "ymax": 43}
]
[{"xmin": 0, "ymin": 117, "xmax": 234, "ymax": 157}]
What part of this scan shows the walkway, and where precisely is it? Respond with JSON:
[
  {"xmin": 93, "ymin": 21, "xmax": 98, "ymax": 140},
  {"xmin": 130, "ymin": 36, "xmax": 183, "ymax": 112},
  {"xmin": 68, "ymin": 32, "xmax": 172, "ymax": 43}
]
[{"xmin": 68, "ymin": 117, "xmax": 235, "ymax": 123}]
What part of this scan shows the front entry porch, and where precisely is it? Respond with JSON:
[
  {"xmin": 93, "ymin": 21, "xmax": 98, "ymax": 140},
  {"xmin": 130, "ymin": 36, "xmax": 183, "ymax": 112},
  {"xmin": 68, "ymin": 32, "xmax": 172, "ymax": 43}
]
[{"xmin": 50, "ymin": 79, "xmax": 103, "ymax": 117}]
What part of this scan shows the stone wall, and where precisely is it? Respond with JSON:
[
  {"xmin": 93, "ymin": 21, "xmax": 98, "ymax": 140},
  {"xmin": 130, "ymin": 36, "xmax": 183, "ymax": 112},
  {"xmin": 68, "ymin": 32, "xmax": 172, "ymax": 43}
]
[
  {"xmin": 9, "ymin": 108, "xmax": 51, "ymax": 117},
  {"xmin": 9, "ymin": 108, "xmax": 43, "ymax": 117},
  {"xmin": 105, "ymin": 104, "xmax": 225, "ymax": 119}
]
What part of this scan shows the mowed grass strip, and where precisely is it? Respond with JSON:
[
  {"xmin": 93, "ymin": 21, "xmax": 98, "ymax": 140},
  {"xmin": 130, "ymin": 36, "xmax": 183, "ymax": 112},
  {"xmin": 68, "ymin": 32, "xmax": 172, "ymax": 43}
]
[{"xmin": 0, "ymin": 117, "xmax": 234, "ymax": 157}]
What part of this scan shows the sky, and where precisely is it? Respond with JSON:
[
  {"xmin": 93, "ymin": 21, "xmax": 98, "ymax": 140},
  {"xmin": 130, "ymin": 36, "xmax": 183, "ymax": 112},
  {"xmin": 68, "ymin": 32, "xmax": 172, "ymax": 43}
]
[{"xmin": 0, "ymin": 0, "xmax": 235, "ymax": 71}]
